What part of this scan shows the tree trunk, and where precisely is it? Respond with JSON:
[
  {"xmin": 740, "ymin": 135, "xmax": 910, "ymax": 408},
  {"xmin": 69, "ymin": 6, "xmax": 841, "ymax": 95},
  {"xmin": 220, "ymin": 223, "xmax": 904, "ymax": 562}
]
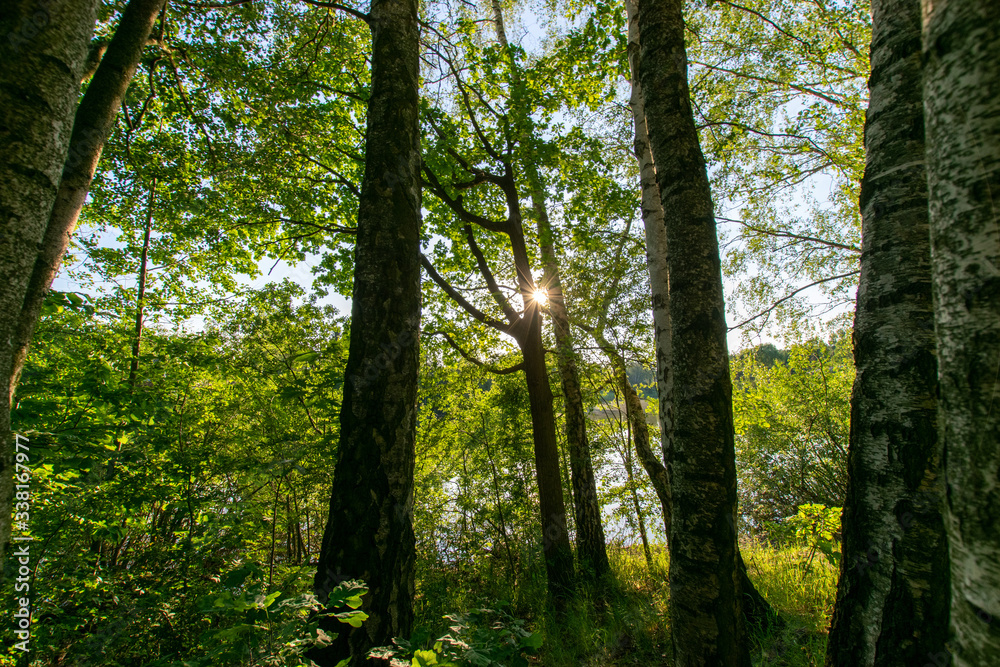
[
  {"xmin": 521, "ymin": 314, "xmax": 577, "ymax": 602},
  {"xmin": 593, "ymin": 330, "xmax": 670, "ymax": 526},
  {"xmin": 636, "ymin": 0, "xmax": 748, "ymax": 663},
  {"xmin": 0, "ymin": 0, "xmax": 99, "ymax": 578},
  {"xmin": 537, "ymin": 200, "xmax": 610, "ymax": 585},
  {"xmin": 826, "ymin": 1, "xmax": 950, "ymax": 664},
  {"xmin": 310, "ymin": 0, "xmax": 422, "ymax": 661},
  {"xmin": 627, "ymin": 0, "xmax": 780, "ymax": 643},
  {"xmin": 625, "ymin": 0, "xmax": 673, "ymax": 482},
  {"xmin": 622, "ymin": 415, "xmax": 654, "ymax": 569},
  {"xmin": 504, "ymin": 214, "xmax": 578, "ymax": 603},
  {"xmin": 538, "ymin": 213, "xmax": 610, "ymax": 585},
  {"xmin": 421, "ymin": 174, "xmax": 577, "ymax": 605},
  {"xmin": 490, "ymin": 0, "xmax": 609, "ymax": 584},
  {"xmin": 129, "ymin": 180, "xmax": 157, "ymax": 388},
  {"xmin": 11, "ymin": 0, "xmax": 164, "ymax": 394},
  {"xmin": 923, "ymin": 2, "xmax": 1000, "ymax": 663}
]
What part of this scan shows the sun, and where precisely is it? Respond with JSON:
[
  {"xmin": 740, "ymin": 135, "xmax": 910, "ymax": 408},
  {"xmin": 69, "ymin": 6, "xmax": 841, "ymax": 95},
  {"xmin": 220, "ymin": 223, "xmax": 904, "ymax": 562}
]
[{"xmin": 532, "ymin": 288, "xmax": 548, "ymax": 306}]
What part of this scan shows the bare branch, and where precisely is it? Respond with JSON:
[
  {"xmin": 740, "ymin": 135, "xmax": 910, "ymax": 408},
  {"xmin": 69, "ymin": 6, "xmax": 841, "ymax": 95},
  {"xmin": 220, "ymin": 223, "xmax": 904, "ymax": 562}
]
[
  {"xmin": 690, "ymin": 60, "xmax": 849, "ymax": 108},
  {"xmin": 718, "ymin": 216, "xmax": 860, "ymax": 253},
  {"xmin": 697, "ymin": 120, "xmax": 836, "ymax": 164}
]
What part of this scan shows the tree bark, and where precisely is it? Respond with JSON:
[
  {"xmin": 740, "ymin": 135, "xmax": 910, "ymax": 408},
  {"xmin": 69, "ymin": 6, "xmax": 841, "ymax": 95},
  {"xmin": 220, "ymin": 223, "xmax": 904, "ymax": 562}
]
[
  {"xmin": 0, "ymin": 0, "xmax": 99, "ymax": 578},
  {"xmin": 537, "ymin": 206, "xmax": 610, "ymax": 584},
  {"xmin": 310, "ymin": 0, "xmax": 422, "ymax": 661},
  {"xmin": 625, "ymin": 0, "xmax": 673, "ymax": 485},
  {"xmin": 11, "ymin": 0, "xmax": 164, "ymax": 394},
  {"xmin": 923, "ymin": 1, "xmax": 1000, "ymax": 663},
  {"xmin": 826, "ymin": 1, "xmax": 949, "ymax": 664},
  {"xmin": 627, "ymin": 0, "xmax": 780, "ymax": 643},
  {"xmin": 520, "ymin": 307, "xmax": 578, "ymax": 602},
  {"xmin": 636, "ymin": 0, "xmax": 749, "ymax": 663},
  {"xmin": 505, "ymin": 212, "xmax": 578, "ymax": 603}
]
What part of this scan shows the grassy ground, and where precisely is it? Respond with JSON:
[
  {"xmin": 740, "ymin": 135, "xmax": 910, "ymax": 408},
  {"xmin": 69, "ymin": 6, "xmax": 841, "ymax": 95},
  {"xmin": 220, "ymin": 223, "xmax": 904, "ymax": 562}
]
[
  {"xmin": 739, "ymin": 540, "xmax": 839, "ymax": 666},
  {"xmin": 412, "ymin": 540, "xmax": 839, "ymax": 666}
]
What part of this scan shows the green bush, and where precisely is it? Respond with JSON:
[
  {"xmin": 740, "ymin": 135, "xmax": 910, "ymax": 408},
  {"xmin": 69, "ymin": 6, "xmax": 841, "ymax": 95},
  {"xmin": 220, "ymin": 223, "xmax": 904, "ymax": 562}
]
[{"xmin": 374, "ymin": 606, "xmax": 542, "ymax": 667}]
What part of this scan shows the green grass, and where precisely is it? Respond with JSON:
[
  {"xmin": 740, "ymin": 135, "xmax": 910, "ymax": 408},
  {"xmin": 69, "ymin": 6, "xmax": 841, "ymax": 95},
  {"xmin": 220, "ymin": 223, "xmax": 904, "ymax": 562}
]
[
  {"xmin": 740, "ymin": 540, "xmax": 839, "ymax": 666},
  {"xmin": 412, "ymin": 540, "xmax": 838, "ymax": 666}
]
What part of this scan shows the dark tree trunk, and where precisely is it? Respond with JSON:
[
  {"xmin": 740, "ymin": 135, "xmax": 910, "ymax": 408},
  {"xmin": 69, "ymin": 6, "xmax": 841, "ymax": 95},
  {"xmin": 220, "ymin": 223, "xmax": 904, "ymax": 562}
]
[
  {"xmin": 537, "ymin": 200, "xmax": 610, "ymax": 584},
  {"xmin": 826, "ymin": 1, "xmax": 950, "ymax": 664},
  {"xmin": 521, "ymin": 312, "xmax": 577, "ymax": 601},
  {"xmin": 310, "ymin": 0, "xmax": 422, "ymax": 662},
  {"xmin": 922, "ymin": 1, "xmax": 1000, "ymax": 662},
  {"xmin": 0, "ymin": 0, "xmax": 100, "ymax": 577},
  {"xmin": 489, "ymin": 0, "xmax": 609, "ymax": 584},
  {"xmin": 129, "ymin": 180, "xmax": 157, "ymax": 388},
  {"xmin": 626, "ymin": 0, "xmax": 779, "ymax": 643},
  {"xmin": 636, "ymin": 0, "xmax": 748, "ymax": 663},
  {"xmin": 421, "ymin": 140, "xmax": 577, "ymax": 603},
  {"xmin": 504, "ymin": 217, "xmax": 578, "ymax": 603}
]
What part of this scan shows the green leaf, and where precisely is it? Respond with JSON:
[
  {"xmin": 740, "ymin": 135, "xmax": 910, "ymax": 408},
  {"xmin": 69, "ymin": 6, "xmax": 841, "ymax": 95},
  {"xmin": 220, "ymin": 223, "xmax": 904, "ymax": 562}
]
[
  {"xmin": 519, "ymin": 631, "xmax": 543, "ymax": 650},
  {"xmin": 412, "ymin": 650, "xmax": 440, "ymax": 666}
]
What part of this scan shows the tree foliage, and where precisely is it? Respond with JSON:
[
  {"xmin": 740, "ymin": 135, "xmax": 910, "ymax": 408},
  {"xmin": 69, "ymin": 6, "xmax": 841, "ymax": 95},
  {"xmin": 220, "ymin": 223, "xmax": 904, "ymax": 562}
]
[{"xmin": 732, "ymin": 333, "xmax": 851, "ymax": 529}]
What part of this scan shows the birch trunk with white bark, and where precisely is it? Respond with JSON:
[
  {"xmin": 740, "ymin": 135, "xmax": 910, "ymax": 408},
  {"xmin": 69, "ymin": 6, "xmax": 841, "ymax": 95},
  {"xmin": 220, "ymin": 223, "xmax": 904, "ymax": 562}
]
[
  {"xmin": 923, "ymin": 1, "xmax": 1000, "ymax": 663},
  {"xmin": 826, "ymin": 1, "xmax": 949, "ymax": 663}
]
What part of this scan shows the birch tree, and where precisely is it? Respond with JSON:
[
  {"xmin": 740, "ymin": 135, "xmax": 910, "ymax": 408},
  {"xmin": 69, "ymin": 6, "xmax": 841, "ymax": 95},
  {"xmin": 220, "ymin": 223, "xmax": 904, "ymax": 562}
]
[
  {"xmin": 825, "ymin": 3, "xmax": 949, "ymax": 661},
  {"xmin": 923, "ymin": 1, "xmax": 1000, "ymax": 663},
  {"xmin": 637, "ymin": 0, "xmax": 748, "ymax": 662},
  {"xmin": 1, "ymin": 0, "xmax": 100, "ymax": 574}
]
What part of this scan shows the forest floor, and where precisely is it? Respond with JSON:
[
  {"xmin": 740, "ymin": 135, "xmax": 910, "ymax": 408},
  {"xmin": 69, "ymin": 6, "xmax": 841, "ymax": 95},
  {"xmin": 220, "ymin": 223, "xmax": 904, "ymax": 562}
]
[{"xmin": 413, "ymin": 541, "xmax": 838, "ymax": 666}]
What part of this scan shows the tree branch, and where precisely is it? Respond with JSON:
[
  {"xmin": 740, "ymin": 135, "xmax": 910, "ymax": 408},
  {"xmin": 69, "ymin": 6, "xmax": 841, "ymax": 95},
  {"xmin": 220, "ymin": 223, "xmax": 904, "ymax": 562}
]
[
  {"xmin": 728, "ymin": 270, "xmax": 861, "ymax": 331},
  {"xmin": 714, "ymin": 0, "xmax": 816, "ymax": 53},
  {"xmin": 420, "ymin": 254, "xmax": 511, "ymax": 334},
  {"xmin": 463, "ymin": 225, "xmax": 519, "ymax": 323},
  {"xmin": 426, "ymin": 330, "xmax": 524, "ymax": 375},
  {"xmin": 718, "ymin": 216, "xmax": 860, "ymax": 253},
  {"xmin": 690, "ymin": 60, "xmax": 848, "ymax": 108},
  {"xmin": 422, "ymin": 166, "xmax": 510, "ymax": 233},
  {"xmin": 298, "ymin": 0, "xmax": 371, "ymax": 25}
]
